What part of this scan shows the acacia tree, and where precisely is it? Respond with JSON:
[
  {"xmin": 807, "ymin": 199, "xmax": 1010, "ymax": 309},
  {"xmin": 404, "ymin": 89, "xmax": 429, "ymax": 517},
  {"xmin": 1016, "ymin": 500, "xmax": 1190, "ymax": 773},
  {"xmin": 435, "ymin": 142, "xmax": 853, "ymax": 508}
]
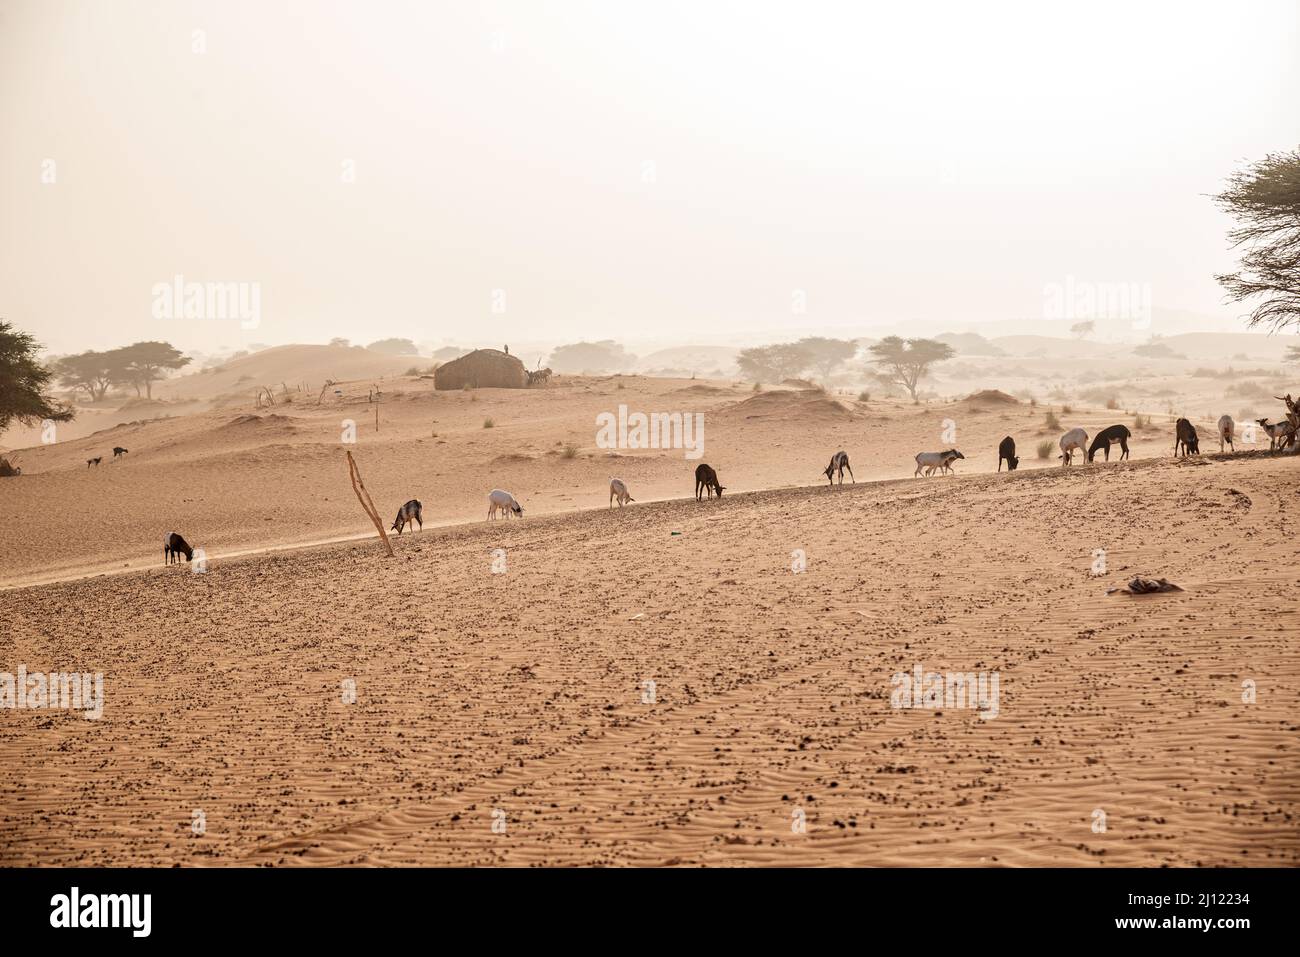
[
  {"xmin": 796, "ymin": 337, "xmax": 858, "ymax": 382},
  {"xmin": 113, "ymin": 341, "xmax": 190, "ymax": 398},
  {"xmin": 1070, "ymin": 320, "xmax": 1095, "ymax": 340},
  {"xmin": 1215, "ymin": 148, "xmax": 1300, "ymax": 331},
  {"xmin": 867, "ymin": 337, "xmax": 955, "ymax": 403},
  {"xmin": 0, "ymin": 321, "xmax": 74, "ymax": 431},
  {"xmin": 735, "ymin": 343, "xmax": 813, "ymax": 382},
  {"xmin": 55, "ymin": 351, "xmax": 115, "ymax": 401}
]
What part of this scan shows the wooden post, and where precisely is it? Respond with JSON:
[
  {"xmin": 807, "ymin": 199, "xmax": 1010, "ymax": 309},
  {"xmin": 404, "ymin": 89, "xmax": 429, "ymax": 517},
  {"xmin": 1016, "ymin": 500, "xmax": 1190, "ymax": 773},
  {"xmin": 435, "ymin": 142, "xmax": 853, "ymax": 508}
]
[{"xmin": 346, "ymin": 451, "xmax": 394, "ymax": 557}]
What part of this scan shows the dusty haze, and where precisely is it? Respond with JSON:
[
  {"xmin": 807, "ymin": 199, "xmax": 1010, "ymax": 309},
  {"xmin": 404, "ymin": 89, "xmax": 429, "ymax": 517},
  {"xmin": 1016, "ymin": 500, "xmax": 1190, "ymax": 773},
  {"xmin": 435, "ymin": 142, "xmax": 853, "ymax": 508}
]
[{"xmin": 3, "ymin": 0, "xmax": 1299, "ymax": 355}]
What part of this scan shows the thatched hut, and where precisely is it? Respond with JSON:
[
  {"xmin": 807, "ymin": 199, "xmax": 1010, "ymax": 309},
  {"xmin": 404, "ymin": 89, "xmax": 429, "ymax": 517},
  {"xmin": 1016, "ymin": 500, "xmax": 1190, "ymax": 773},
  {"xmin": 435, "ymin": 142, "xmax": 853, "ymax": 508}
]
[{"xmin": 434, "ymin": 349, "xmax": 529, "ymax": 390}]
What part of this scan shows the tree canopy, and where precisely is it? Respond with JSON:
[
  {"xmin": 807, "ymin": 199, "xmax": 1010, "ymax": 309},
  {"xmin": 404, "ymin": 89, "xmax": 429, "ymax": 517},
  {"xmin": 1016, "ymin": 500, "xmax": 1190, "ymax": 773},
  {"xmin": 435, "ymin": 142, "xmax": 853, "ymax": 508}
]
[
  {"xmin": 795, "ymin": 337, "xmax": 858, "ymax": 381},
  {"xmin": 866, "ymin": 336, "xmax": 955, "ymax": 403},
  {"xmin": 736, "ymin": 343, "xmax": 813, "ymax": 383},
  {"xmin": 1215, "ymin": 148, "xmax": 1300, "ymax": 332},
  {"xmin": 54, "ymin": 351, "xmax": 115, "ymax": 402},
  {"xmin": 0, "ymin": 321, "xmax": 74, "ymax": 431},
  {"xmin": 112, "ymin": 341, "xmax": 190, "ymax": 398}
]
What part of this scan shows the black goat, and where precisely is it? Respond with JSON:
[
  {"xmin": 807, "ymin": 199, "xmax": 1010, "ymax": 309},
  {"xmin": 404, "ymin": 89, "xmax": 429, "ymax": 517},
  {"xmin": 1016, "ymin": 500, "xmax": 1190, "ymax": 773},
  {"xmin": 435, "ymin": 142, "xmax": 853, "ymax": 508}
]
[
  {"xmin": 694, "ymin": 463, "xmax": 725, "ymax": 500},
  {"xmin": 997, "ymin": 436, "xmax": 1018, "ymax": 472},
  {"xmin": 164, "ymin": 532, "xmax": 194, "ymax": 565},
  {"xmin": 1174, "ymin": 418, "xmax": 1200, "ymax": 457},
  {"xmin": 1087, "ymin": 424, "xmax": 1131, "ymax": 462}
]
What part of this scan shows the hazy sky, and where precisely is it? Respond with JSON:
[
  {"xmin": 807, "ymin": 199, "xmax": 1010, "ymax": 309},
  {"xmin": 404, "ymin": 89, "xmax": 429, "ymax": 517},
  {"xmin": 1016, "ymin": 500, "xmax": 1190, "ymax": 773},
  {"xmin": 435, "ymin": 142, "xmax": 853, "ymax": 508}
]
[{"xmin": 3, "ymin": 0, "xmax": 1298, "ymax": 355}]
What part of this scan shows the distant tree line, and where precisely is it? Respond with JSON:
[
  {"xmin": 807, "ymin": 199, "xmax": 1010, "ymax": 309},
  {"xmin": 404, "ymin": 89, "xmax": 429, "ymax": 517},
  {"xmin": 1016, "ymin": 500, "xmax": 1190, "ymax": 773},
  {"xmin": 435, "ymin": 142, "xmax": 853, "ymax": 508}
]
[
  {"xmin": 53, "ymin": 341, "xmax": 190, "ymax": 401},
  {"xmin": 736, "ymin": 336, "xmax": 955, "ymax": 403}
]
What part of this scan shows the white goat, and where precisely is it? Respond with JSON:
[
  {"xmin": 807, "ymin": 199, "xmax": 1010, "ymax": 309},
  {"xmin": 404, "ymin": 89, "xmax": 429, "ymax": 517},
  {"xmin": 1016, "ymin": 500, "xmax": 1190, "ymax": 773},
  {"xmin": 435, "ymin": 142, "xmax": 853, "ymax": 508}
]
[
  {"xmin": 486, "ymin": 488, "xmax": 523, "ymax": 520},
  {"xmin": 1218, "ymin": 415, "xmax": 1235, "ymax": 453},
  {"xmin": 1059, "ymin": 427, "xmax": 1088, "ymax": 466},
  {"xmin": 914, "ymin": 449, "xmax": 964, "ymax": 477},
  {"xmin": 609, "ymin": 477, "xmax": 634, "ymax": 508},
  {"xmin": 1256, "ymin": 418, "xmax": 1296, "ymax": 452}
]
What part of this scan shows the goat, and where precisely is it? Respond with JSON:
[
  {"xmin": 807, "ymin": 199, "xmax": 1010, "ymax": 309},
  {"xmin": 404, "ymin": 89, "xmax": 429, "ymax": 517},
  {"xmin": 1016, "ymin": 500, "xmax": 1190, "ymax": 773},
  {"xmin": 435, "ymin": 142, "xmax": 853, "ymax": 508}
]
[
  {"xmin": 1174, "ymin": 418, "xmax": 1200, "ymax": 457},
  {"xmin": 1217, "ymin": 415, "xmax": 1235, "ymax": 453},
  {"xmin": 694, "ymin": 463, "xmax": 724, "ymax": 500},
  {"xmin": 823, "ymin": 450, "xmax": 854, "ymax": 486},
  {"xmin": 112, "ymin": 446, "xmax": 128, "ymax": 458},
  {"xmin": 914, "ymin": 449, "xmax": 963, "ymax": 477},
  {"xmin": 164, "ymin": 532, "xmax": 193, "ymax": 565},
  {"xmin": 1272, "ymin": 395, "xmax": 1299, "ymax": 450},
  {"xmin": 1255, "ymin": 418, "xmax": 1295, "ymax": 452},
  {"xmin": 1087, "ymin": 424, "xmax": 1131, "ymax": 462},
  {"xmin": 390, "ymin": 499, "xmax": 423, "ymax": 534},
  {"xmin": 997, "ymin": 436, "xmax": 1018, "ymax": 472},
  {"xmin": 1058, "ymin": 428, "xmax": 1088, "ymax": 466},
  {"xmin": 609, "ymin": 477, "xmax": 634, "ymax": 508},
  {"xmin": 87, "ymin": 457, "xmax": 101, "ymax": 468},
  {"xmin": 487, "ymin": 488, "xmax": 523, "ymax": 520}
]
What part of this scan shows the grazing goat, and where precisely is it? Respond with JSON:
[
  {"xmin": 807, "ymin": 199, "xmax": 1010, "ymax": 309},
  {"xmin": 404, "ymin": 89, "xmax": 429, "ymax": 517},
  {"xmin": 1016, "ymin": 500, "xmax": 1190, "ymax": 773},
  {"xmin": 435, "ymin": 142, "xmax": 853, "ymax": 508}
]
[
  {"xmin": 87, "ymin": 457, "xmax": 101, "ymax": 468},
  {"xmin": 694, "ymin": 463, "xmax": 724, "ymax": 500},
  {"xmin": 1087, "ymin": 424, "xmax": 1131, "ymax": 462},
  {"xmin": 487, "ymin": 488, "xmax": 523, "ymax": 519},
  {"xmin": 1255, "ymin": 418, "xmax": 1295, "ymax": 452},
  {"xmin": 1174, "ymin": 418, "xmax": 1200, "ymax": 457},
  {"xmin": 609, "ymin": 477, "xmax": 634, "ymax": 508},
  {"xmin": 164, "ymin": 532, "xmax": 193, "ymax": 565},
  {"xmin": 823, "ymin": 450, "xmax": 854, "ymax": 486},
  {"xmin": 1277, "ymin": 395, "xmax": 1300, "ymax": 451},
  {"xmin": 914, "ymin": 449, "xmax": 963, "ymax": 477},
  {"xmin": 112, "ymin": 446, "xmax": 128, "ymax": 458},
  {"xmin": 390, "ymin": 499, "xmax": 423, "ymax": 534},
  {"xmin": 997, "ymin": 436, "xmax": 1018, "ymax": 472},
  {"xmin": 1217, "ymin": 415, "xmax": 1235, "ymax": 453},
  {"xmin": 1058, "ymin": 428, "xmax": 1088, "ymax": 466}
]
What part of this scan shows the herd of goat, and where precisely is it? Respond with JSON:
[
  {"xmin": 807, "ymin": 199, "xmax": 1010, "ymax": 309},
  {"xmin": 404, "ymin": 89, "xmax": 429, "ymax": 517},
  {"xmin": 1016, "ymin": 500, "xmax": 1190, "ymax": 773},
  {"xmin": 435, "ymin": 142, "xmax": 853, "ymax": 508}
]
[{"xmin": 156, "ymin": 392, "xmax": 1299, "ymax": 565}]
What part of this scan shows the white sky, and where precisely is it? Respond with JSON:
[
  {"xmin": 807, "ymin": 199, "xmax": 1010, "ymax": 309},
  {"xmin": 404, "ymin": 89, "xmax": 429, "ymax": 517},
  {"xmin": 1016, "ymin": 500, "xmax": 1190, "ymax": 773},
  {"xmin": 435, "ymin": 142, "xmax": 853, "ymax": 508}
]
[{"xmin": 2, "ymin": 0, "xmax": 1298, "ymax": 354}]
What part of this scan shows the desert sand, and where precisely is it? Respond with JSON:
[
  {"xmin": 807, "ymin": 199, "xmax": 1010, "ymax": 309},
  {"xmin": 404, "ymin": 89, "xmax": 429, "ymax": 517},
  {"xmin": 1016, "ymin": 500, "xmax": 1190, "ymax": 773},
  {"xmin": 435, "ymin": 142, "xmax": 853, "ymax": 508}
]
[{"xmin": 1, "ymin": 371, "xmax": 1297, "ymax": 866}]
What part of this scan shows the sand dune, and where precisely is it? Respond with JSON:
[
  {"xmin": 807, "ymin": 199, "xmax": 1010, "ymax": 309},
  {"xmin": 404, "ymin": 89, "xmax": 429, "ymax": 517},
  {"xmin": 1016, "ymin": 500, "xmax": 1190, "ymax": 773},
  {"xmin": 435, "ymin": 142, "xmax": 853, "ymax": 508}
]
[
  {"xmin": 1, "ymin": 449, "xmax": 1296, "ymax": 866},
  {"xmin": 1, "ymin": 374, "xmax": 1297, "ymax": 866}
]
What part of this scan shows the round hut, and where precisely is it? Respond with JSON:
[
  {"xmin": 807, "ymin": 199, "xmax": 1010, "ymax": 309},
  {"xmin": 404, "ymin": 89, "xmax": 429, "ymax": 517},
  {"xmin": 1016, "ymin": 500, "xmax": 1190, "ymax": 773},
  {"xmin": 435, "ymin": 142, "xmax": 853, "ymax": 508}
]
[{"xmin": 434, "ymin": 349, "xmax": 528, "ymax": 390}]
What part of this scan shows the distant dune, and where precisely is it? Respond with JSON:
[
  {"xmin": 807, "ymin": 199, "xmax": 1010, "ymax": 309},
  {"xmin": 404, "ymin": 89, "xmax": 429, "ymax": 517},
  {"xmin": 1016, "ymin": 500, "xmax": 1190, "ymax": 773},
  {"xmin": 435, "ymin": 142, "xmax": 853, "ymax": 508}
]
[{"xmin": 156, "ymin": 343, "xmax": 420, "ymax": 405}]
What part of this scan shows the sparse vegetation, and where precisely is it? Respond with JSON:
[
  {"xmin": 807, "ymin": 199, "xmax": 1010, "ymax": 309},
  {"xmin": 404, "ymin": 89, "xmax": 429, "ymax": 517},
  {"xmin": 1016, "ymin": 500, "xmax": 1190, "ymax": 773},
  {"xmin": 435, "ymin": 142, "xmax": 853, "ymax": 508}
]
[
  {"xmin": 483, "ymin": 417, "xmax": 494, "ymax": 428},
  {"xmin": 1044, "ymin": 410, "xmax": 1062, "ymax": 431},
  {"xmin": 857, "ymin": 390, "xmax": 870, "ymax": 402},
  {"xmin": 1036, "ymin": 440, "xmax": 1054, "ymax": 459},
  {"xmin": 561, "ymin": 442, "xmax": 578, "ymax": 459}
]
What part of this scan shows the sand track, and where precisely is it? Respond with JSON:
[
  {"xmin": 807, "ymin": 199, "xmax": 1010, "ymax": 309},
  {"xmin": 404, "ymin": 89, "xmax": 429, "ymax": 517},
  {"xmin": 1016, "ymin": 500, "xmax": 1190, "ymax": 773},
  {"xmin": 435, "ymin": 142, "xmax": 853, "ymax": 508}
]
[{"xmin": 2, "ymin": 452, "xmax": 1296, "ymax": 866}]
